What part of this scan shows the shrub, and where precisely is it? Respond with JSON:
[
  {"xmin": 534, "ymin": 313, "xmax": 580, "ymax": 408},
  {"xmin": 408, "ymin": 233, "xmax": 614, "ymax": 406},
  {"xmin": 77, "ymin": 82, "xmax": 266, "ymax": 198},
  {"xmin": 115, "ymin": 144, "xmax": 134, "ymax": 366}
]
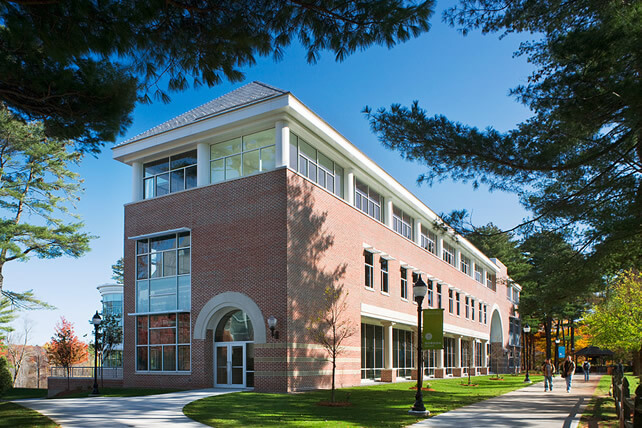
[{"xmin": 0, "ymin": 357, "xmax": 14, "ymax": 396}]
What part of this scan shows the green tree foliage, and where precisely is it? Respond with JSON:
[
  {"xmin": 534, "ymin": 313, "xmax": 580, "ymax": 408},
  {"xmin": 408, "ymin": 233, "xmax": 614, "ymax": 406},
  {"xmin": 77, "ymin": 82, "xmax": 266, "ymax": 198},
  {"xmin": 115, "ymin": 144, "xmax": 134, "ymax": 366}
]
[
  {"xmin": 1, "ymin": 0, "xmax": 434, "ymax": 152},
  {"xmin": 0, "ymin": 107, "xmax": 92, "ymax": 308},
  {"xmin": 0, "ymin": 298, "xmax": 15, "ymax": 341},
  {"xmin": 100, "ymin": 313, "xmax": 122, "ymax": 368},
  {"xmin": 585, "ymin": 270, "xmax": 642, "ymax": 374},
  {"xmin": 0, "ymin": 356, "xmax": 13, "ymax": 396},
  {"xmin": 364, "ymin": 0, "xmax": 642, "ymax": 267},
  {"xmin": 462, "ymin": 223, "xmax": 530, "ymax": 283},
  {"xmin": 111, "ymin": 258, "xmax": 124, "ymax": 285}
]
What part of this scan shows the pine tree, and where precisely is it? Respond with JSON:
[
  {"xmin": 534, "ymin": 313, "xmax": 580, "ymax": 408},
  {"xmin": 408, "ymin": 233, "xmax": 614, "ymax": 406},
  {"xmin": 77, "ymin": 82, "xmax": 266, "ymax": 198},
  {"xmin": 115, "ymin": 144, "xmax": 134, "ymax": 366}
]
[
  {"xmin": 1, "ymin": 0, "xmax": 433, "ymax": 152},
  {"xmin": 0, "ymin": 107, "xmax": 92, "ymax": 308},
  {"xmin": 111, "ymin": 258, "xmax": 124, "ymax": 285}
]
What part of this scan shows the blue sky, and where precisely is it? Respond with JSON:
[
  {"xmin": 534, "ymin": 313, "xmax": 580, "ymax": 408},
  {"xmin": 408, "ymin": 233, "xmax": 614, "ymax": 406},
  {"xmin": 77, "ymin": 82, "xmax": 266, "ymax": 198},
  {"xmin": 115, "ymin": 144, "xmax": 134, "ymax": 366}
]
[{"xmin": 8, "ymin": 12, "xmax": 535, "ymax": 345}]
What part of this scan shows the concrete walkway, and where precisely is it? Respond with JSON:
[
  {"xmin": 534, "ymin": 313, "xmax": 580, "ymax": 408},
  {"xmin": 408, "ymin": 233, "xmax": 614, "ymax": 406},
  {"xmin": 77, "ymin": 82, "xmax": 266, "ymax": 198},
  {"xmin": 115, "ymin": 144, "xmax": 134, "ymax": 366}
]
[
  {"xmin": 411, "ymin": 374, "xmax": 600, "ymax": 428},
  {"xmin": 14, "ymin": 388, "xmax": 241, "ymax": 427}
]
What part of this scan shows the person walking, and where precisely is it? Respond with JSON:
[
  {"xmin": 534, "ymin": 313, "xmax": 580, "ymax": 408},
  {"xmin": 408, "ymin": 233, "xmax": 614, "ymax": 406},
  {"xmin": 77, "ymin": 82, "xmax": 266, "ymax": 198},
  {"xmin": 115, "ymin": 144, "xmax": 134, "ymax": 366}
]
[
  {"xmin": 542, "ymin": 358, "xmax": 555, "ymax": 392},
  {"xmin": 562, "ymin": 355, "xmax": 576, "ymax": 392},
  {"xmin": 582, "ymin": 360, "xmax": 591, "ymax": 381}
]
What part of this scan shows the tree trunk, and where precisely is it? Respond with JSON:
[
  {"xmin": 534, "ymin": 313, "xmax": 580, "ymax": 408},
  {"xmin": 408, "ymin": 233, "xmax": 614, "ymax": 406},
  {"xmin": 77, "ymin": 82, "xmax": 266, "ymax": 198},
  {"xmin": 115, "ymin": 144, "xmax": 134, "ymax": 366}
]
[
  {"xmin": 570, "ymin": 319, "xmax": 575, "ymax": 360},
  {"xmin": 331, "ymin": 358, "xmax": 336, "ymax": 402},
  {"xmin": 545, "ymin": 316, "xmax": 552, "ymax": 359},
  {"xmin": 634, "ymin": 344, "xmax": 642, "ymax": 377}
]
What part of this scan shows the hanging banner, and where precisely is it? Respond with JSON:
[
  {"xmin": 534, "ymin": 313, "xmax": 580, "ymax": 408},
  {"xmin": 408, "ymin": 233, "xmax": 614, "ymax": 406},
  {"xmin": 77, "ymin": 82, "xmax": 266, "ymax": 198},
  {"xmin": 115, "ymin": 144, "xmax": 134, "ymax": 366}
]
[
  {"xmin": 558, "ymin": 346, "xmax": 566, "ymax": 359},
  {"xmin": 422, "ymin": 308, "xmax": 444, "ymax": 349}
]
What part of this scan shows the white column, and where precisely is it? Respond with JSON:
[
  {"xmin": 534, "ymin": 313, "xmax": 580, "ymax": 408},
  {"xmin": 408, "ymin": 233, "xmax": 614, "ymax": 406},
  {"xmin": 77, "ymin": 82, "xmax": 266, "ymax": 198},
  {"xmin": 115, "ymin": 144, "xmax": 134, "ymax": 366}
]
[
  {"xmin": 414, "ymin": 219, "xmax": 422, "ymax": 245},
  {"xmin": 275, "ymin": 120, "xmax": 290, "ymax": 168},
  {"xmin": 383, "ymin": 322, "xmax": 394, "ymax": 370},
  {"xmin": 196, "ymin": 142, "xmax": 209, "ymax": 186},
  {"xmin": 131, "ymin": 161, "xmax": 143, "ymax": 202},
  {"xmin": 345, "ymin": 169, "xmax": 354, "ymax": 205},
  {"xmin": 455, "ymin": 336, "xmax": 462, "ymax": 368},
  {"xmin": 384, "ymin": 197, "xmax": 393, "ymax": 228},
  {"xmin": 482, "ymin": 339, "xmax": 488, "ymax": 368},
  {"xmin": 438, "ymin": 237, "xmax": 444, "ymax": 259},
  {"xmin": 437, "ymin": 348, "xmax": 444, "ymax": 368}
]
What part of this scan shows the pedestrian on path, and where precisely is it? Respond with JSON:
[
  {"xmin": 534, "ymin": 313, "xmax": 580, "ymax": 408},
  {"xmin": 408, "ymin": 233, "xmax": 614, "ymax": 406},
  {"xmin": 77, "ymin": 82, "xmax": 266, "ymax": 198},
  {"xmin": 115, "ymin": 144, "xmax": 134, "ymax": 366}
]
[
  {"xmin": 582, "ymin": 360, "xmax": 591, "ymax": 381},
  {"xmin": 541, "ymin": 358, "xmax": 555, "ymax": 391},
  {"xmin": 562, "ymin": 355, "xmax": 576, "ymax": 392}
]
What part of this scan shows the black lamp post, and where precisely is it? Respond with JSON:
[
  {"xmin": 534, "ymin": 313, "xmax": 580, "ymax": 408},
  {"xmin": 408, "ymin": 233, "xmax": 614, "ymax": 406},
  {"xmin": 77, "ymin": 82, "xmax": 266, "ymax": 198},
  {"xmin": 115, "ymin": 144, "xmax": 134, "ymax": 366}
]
[
  {"xmin": 91, "ymin": 311, "xmax": 101, "ymax": 396},
  {"xmin": 523, "ymin": 324, "xmax": 531, "ymax": 383},
  {"xmin": 409, "ymin": 275, "xmax": 429, "ymax": 416}
]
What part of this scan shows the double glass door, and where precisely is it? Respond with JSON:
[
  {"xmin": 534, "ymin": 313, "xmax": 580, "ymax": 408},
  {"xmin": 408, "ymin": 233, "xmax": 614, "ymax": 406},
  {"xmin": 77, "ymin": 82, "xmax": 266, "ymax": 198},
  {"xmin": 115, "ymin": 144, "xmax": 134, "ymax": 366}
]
[{"xmin": 215, "ymin": 342, "xmax": 247, "ymax": 387}]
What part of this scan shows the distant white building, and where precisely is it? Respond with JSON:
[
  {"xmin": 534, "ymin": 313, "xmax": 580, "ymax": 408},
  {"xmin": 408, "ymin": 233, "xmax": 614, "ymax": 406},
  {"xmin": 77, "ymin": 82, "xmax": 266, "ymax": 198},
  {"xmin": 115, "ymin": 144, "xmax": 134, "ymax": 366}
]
[{"xmin": 97, "ymin": 283, "xmax": 123, "ymax": 368}]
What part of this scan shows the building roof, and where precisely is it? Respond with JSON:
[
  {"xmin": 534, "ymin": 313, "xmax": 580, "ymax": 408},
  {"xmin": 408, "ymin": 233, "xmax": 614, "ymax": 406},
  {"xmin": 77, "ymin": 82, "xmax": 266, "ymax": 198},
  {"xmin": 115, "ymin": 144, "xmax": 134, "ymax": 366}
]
[{"xmin": 117, "ymin": 81, "xmax": 288, "ymax": 147}]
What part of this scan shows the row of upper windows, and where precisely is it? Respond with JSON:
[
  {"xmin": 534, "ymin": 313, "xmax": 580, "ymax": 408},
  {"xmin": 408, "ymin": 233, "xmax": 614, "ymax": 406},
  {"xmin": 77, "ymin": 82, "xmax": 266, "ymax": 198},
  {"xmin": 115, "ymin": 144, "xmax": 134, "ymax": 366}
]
[
  {"xmin": 364, "ymin": 251, "xmax": 489, "ymax": 325},
  {"xmin": 140, "ymin": 129, "xmax": 498, "ymax": 285}
]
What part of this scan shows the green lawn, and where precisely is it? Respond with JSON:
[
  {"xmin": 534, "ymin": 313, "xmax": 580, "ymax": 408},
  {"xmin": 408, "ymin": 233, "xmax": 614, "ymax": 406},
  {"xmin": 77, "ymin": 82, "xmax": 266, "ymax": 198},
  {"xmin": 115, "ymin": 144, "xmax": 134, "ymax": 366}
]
[
  {"xmin": 1, "ymin": 388, "xmax": 48, "ymax": 400},
  {"xmin": 0, "ymin": 402, "xmax": 57, "ymax": 428},
  {"xmin": 580, "ymin": 373, "xmax": 640, "ymax": 428},
  {"xmin": 184, "ymin": 375, "xmax": 543, "ymax": 427}
]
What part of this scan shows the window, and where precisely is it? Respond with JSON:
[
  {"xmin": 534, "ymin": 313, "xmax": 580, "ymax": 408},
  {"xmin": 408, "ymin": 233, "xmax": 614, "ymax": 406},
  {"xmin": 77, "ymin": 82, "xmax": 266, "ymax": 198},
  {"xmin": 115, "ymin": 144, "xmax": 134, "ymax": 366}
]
[
  {"xmin": 364, "ymin": 251, "xmax": 374, "ymax": 289},
  {"xmin": 290, "ymin": 132, "xmax": 344, "ymax": 197},
  {"xmin": 456, "ymin": 292, "xmax": 461, "ymax": 316},
  {"xmin": 509, "ymin": 317, "xmax": 521, "ymax": 347},
  {"xmin": 400, "ymin": 267, "xmax": 408, "ymax": 300},
  {"xmin": 514, "ymin": 290, "xmax": 520, "ymax": 304},
  {"xmin": 442, "ymin": 242, "xmax": 456, "ymax": 266},
  {"xmin": 380, "ymin": 258, "xmax": 389, "ymax": 293},
  {"xmin": 484, "ymin": 305, "xmax": 488, "ymax": 324},
  {"xmin": 210, "ymin": 129, "xmax": 276, "ymax": 184},
  {"xmin": 471, "ymin": 299, "xmax": 475, "ymax": 321},
  {"xmin": 475, "ymin": 342, "xmax": 483, "ymax": 367},
  {"xmin": 461, "ymin": 255, "xmax": 471, "ymax": 276},
  {"xmin": 486, "ymin": 271, "xmax": 497, "ymax": 291},
  {"xmin": 361, "ymin": 323, "xmax": 384, "ymax": 379},
  {"xmin": 392, "ymin": 206, "xmax": 413, "ymax": 239},
  {"xmin": 136, "ymin": 313, "xmax": 190, "ymax": 372},
  {"xmin": 136, "ymin": 232, "xmax": 191, "ymax": 313},
  {"xmin": 475, "ymin": 264, "xmax": 483, "ymax": 283},
  {"xmin": 448, "ymin": 289, "xmax": 454, "ymax": 314},
  {"xmin": 437, "ymin": 284, "xmax": 442, "ymax": 308},
  {"xmin": 420, "ymin": 226, "xmax": 437, "ymax": 255},
  {"xmin": 355, "ymin": 179, "xmax": 382, "ymax": 221},
  {"xmin": 392, "ymin": 328, "xmax": 414, "ymax": 378},
  {"xmin": 144, "ymin": 151, "xmax": 197, "ymax": 199},
  {"xmin": 465, "ymin": 296, "xmax": 470, "ymax": 319},
  {"xmin": 479, "ymin": 302, "xmax": 483, "ymax": 324},
  {"xmin": 444, "ymin": 337, "xmax": 455, "ymax": 375},
  {"xmin": 427, "ymin": 281, "xmax": 434, "ymax": 307}
]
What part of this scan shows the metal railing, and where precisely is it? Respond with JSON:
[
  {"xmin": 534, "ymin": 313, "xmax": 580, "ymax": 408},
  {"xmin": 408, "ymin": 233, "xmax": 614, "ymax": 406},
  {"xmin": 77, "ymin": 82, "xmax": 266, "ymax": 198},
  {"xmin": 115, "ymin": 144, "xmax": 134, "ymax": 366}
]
[
  {"xmin": 612, "ymin": 371, "xmax": 642, "ymax": 428},
  {"xmin": 50, "ymin": 366, "xmax": 123, "ymax": 380}
]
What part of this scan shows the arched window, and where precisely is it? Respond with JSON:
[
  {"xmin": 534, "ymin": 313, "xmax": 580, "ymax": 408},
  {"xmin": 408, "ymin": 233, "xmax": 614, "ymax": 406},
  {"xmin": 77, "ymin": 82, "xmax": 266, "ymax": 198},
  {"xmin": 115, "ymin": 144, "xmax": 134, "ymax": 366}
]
[{"xmin": 215, "ymin": 310, "xmax": 254, "ymax": 342}]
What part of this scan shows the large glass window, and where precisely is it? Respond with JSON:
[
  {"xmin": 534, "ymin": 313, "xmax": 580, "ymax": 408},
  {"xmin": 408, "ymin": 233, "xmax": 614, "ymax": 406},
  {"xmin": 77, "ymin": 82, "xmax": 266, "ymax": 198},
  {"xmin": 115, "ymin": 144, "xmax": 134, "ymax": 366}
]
[
  {"xmin": 355, "ymin": 179, "xmax": 382, "ymax": 221},
  {"xmin": 361, "ymin": 323, "xmax": 384, "ymax": 379},
  {"xmin": 461, "ymin": 255, "xmax": 471, "ymax": 276},
  {"xmin": 392, "ymin": 328, "xmax": 414, "ymax": 378},
  {"xmin": 420, "ymin": 226, "xmax": 437, "ymax": 255},
  {"xmin": 486, "ymin": 271, "xmax": 497, "ymax": 291},
  {"xmin": 136, "ymin": 313, "xmax": 190, "ymax": 372},
  {"xmin": 364, "ymin": 251, "xmax": 374, "ymax": 289},
  {"xmin": 444, "ymin": 337, "xmax": 455, "ymax": 375},
  {"xmin": 289, "ymin": 132, "xmax": 344, "ymax": 197},
  {"xmin": 475, "ymin": 341, "xmax": 483, "ymax": 367},
  {"xmin": 442, "ymin": 242, "xmax": 456, "ymax": 266},
  {"xmin": 210, "ymin": 129, "xmax": 276, "ymax": 183},
  {"xmin": 136, "ymin": 232, "xmax": 191, "ymax": 313},
  {"xmin": 461, "ymin": 340, "xmax": 471, "ymax": 373},
  {"xmin": 380, "ymin": 258, "xmax": 389, "ymax": 293},
  {"xmin": 400, "ymin": 267, "xmax": 408, "ymax": 300},
  {"xmin": 215, "ymin": 310, "xmax": 254, "ymax": 342},
  {"xmin": 392, "ymin": 206, "xmax": 413, "ymax": 239},
  {"xmin": 475, "ymin": 264, "xmax": 484, "ymax": 283},
  {"xmin": 144, "ymin": 150, "xmax": 197, "ymax": 199}
]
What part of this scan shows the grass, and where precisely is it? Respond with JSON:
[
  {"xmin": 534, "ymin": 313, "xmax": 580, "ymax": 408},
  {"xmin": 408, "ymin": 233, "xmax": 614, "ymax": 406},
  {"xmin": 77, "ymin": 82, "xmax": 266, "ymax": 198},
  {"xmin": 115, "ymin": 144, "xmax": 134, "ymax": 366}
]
[
  {"xmin": 579, "ymin": 373, "xmax": 640, "ymax": 428},
  {"xmin": 1, "ymin": 388, "xmax": 48, "ymax": 400},
  {"xmin": 0, "ymin": 401, "xmax": 58, "ymax": 428},
  {"xmin": 184, "ymin": 375, "xmax": 543, "ymax": 427}
]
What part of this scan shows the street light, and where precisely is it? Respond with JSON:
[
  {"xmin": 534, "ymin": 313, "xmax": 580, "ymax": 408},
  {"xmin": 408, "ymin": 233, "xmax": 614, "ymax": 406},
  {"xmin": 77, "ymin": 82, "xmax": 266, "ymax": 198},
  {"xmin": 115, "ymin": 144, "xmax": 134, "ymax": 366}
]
[
  {"xmin": 91, "ymin": 311, "xmax": 101, "ymax": 396},
  {"xmin": 409, "ymin": 275, "xmax": 430, "ymax": 417},
  {"xmin": 523, "ymin": 324, "xmax": 531, "ymax": 383},
  {"xmin": 555, "ymin": 338, "xmax": 560, "ymax": 374}
]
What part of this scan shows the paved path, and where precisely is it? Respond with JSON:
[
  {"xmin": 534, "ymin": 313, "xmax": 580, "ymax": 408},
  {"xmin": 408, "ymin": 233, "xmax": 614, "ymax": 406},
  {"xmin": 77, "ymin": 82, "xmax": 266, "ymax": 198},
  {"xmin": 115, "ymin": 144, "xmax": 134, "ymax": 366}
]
[
  {"xmin": 14, "ymin": 388, "xmax": 240, "ymax": 427},
  {"xmin": 411, "ymin": 374, "xmax": 600, "ymax": 428}
]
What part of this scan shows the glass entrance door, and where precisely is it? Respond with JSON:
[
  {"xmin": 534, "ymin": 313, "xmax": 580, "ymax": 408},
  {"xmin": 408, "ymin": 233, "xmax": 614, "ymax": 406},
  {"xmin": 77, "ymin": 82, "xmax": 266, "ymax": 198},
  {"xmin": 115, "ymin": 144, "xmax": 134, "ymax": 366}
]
[{"xmin": 215, "ymin": 343, "xmax": 245, "ymax": 387}]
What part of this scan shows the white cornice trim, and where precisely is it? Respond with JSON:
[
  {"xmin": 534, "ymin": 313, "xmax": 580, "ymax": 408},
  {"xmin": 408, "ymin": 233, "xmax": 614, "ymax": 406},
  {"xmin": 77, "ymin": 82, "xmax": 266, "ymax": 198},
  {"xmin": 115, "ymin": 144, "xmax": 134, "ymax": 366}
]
[{"xmin": 128, "ymin": 227, "xmax": 191, "ymax": 240}]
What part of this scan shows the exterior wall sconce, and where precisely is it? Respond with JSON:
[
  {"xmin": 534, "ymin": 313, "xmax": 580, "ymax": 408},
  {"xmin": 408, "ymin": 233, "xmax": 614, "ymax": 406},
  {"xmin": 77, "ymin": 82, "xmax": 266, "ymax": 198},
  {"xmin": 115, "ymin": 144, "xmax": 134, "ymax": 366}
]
[{"xmin": 267, "ymin": 316, "xmax": 279, "ymax": 339}]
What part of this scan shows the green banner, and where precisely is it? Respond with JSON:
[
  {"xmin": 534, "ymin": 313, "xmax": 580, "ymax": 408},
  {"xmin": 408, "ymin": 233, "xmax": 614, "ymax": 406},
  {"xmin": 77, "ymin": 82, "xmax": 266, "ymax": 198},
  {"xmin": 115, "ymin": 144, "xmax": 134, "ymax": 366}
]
[{"xmin": 422, "ymin": 308, "xmax": 444, "ymax": 349}]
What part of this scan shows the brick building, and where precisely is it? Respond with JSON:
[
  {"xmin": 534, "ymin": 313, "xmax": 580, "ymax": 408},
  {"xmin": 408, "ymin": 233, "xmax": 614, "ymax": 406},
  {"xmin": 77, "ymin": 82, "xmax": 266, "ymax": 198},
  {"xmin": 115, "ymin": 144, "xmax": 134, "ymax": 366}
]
[{"xmin": 113, "ymin": 82, "xmax": 522, "ymax": 393}]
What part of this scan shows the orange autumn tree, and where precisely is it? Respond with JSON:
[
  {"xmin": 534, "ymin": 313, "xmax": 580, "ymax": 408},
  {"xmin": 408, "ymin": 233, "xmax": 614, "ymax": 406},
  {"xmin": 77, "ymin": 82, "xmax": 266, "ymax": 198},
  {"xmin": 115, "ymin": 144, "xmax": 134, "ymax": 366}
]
[{"xmin": 45, "ymin": 317, "xmax": 88, "ymax": 390}]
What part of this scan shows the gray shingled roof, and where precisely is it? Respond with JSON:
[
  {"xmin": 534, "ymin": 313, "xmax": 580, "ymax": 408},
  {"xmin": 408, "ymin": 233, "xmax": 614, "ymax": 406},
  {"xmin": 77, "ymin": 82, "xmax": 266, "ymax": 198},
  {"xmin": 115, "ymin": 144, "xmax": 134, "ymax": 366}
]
[{"xmin": 118, "ymin": 81, "xmax": 288, "ymax": 146}]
